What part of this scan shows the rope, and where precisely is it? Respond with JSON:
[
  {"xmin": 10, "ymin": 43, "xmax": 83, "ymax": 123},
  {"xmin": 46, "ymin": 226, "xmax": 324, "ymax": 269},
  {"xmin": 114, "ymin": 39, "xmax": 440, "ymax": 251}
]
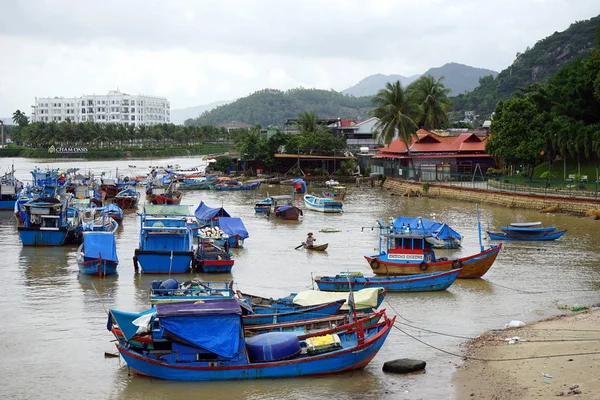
[
  {"xmin": 483, "ymin": 279, "xmax": 600, "ymax": 294},
  {"xmin": 393, "ymin": 324, "xmax": 600, "ymax": 362}
]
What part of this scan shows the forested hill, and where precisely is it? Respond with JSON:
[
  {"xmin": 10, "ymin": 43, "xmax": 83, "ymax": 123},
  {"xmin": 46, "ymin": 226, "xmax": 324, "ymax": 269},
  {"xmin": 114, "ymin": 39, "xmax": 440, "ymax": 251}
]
[
  {"xmin": 452, "ymin": 14, "xmax": 600, "ymax": 117},
  {"xmin": 185, "ymin": 88, "xmax": 373, "ymax": 127}
]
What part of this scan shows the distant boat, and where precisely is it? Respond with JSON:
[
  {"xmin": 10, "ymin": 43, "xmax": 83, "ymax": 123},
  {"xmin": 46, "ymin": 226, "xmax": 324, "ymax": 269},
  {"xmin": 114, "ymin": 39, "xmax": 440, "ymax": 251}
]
[
  {"xmin": 303, "ymin": 194, "xmax": 343, "ymax": 213},
  {"xmin": 99, "ymin": 203, "xmax": 124, "ymax": 223},
  {"xmin": 301, "ymin": 242, "xmax": 329, "ymax": 251},
  {"xmin": 77, "ymin": 231, "xmax": 119, "ymax": 276},
  {"xmin": 113, "ymin": 187, "xmax": 140, "ymax": 209},
  {"xmin": 255, "ymin": 195, "xmax": 303, "ymax": 220},
  {"xmin": 322, "ymin": 185, "xmax": 347, "ymax": 201},
  {"xmin": 150, "ymin": 189, "xmax": 183, "ymax": 205},
  {"xmin": 487, "ymin": 221, "xmax": 566, "ymax": 241}
]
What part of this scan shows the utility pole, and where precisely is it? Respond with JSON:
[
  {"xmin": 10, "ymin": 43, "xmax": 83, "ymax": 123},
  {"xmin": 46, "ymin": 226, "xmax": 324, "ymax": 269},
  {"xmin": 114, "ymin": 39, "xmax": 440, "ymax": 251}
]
[{"xmin": 0, "ymin": 119, "xmax": 4, "ymax": 148}]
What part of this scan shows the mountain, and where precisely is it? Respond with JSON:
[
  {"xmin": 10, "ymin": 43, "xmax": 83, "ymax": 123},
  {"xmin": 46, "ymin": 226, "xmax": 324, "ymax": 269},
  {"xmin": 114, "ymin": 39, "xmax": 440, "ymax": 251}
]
[
  {"xmin": 170, "ymin": 100, "xmax": 230, "ymax": 125},
  {"xmin": 341, "ymin": 73, "xmax": 420, "ymax": 97},
  {"xmin": 186, "ymin": 88, "xmax": 373, "ymax": 127},
  {"xmin": 421, "ymin": 63, "xmax": 498, "ymax": 95},
  {"xmin": 452, "ymin": 14, "xmax": 600, "ymax": 117},
  {"xmin": 341, "ymin": 64, "xmax": 497, "ymax": 97}
]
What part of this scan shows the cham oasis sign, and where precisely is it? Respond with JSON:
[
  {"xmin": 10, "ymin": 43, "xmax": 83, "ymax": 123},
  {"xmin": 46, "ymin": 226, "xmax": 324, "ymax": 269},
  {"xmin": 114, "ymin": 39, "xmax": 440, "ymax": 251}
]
[{"xmin": 48, "ymin": 145, "xmax": 89, "ymax": 154}]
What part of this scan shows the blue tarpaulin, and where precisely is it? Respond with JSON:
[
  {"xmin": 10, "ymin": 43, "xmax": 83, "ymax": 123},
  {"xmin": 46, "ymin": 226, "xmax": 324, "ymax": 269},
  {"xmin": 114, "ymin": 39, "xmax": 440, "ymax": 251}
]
[
  {"xmin": 393, "ymin": 216, "xmax": 461, "ymax": 241},
  {"xmin": 83, "ymin": 232, "xmax": 119, "ymax": 262},
  {"xmin": 156, "ymin": 300, "xmax": 242, "ymax": 358},
  {"xmin": 218, "ymin": 217, "xmax": 249, "ymax": 239},
  {"xmin": 108, "ymin": 307, "xmax": 156, "ymax": 340},
  {"xmin": 194, "ymin": 201, "xmax": 230, "ymax": 223}
]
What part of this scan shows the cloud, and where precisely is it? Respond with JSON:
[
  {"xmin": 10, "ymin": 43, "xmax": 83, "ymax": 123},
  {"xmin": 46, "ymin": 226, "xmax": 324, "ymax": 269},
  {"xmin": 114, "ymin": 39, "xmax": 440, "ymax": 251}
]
[{"xmin": 1, "ymin": 0, "xmax": 599, "ymax": 115}]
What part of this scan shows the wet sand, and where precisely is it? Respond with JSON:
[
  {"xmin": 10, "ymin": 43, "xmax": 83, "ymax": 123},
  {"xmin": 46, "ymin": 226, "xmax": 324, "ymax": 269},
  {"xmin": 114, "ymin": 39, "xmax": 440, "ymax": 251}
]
[{"xmin": 454, "ymin": 309, "xmax": 600, "ymax": 399}]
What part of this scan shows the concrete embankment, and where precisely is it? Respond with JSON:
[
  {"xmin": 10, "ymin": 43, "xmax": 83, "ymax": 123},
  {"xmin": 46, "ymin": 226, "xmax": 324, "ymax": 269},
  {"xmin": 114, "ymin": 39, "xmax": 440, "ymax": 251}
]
[{"xmin": 382, "ymin": 178, "xmax": 600, "ymax": 217}]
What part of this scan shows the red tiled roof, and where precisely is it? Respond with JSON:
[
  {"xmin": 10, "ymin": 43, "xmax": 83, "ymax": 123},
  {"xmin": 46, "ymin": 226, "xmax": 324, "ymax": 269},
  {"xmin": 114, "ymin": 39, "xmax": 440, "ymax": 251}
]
[
  {"xmin": 376, "ymin": 130, "xmax": 488, "ymax": 155},
  {"xmin": 339, "ymin": 119, "xmax": 355, "ymax": 127}
]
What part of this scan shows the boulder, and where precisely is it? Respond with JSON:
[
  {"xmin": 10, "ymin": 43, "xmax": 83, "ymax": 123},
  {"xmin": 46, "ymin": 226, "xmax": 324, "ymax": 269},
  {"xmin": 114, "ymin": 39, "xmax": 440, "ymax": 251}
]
[{"xmin": 382, "ymin": 358, "xmax": 426, "ymax": 374}]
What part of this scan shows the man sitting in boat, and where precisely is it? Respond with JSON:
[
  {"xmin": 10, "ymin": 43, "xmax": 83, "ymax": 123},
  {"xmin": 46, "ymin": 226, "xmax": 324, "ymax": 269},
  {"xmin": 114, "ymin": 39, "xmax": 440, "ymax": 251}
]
[{"xmin": 305, "ymin": 232, "xmax": 316, "ymax": 248}]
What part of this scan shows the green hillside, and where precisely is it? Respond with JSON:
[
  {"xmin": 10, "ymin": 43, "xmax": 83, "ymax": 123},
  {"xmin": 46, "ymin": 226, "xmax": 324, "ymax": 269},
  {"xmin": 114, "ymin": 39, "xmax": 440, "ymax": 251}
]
[
  {"xmin": 186, "ymin": 88, "xmax": 373, "ymax": 127},
  {"xmin": 452, "ymin": 15, "xmax": 600, "ymax": 118}
]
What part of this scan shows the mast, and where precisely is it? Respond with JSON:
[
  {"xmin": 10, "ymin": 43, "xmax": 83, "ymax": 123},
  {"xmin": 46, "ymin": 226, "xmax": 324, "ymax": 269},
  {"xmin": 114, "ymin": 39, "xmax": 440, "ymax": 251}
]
[{"xmin": 476, "ymin": 204, "xmax": 484, "ymax": 252}]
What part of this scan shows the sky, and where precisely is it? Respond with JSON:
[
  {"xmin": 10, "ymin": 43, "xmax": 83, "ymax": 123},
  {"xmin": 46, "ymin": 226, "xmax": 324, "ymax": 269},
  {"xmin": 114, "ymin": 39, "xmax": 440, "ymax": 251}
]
[{"xmin": 1, "ymin": 0, "xmax": 599, "ymax": 116}]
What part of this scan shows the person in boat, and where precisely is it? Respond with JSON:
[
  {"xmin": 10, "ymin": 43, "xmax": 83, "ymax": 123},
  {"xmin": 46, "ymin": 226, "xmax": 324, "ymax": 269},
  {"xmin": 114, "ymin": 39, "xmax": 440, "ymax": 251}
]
[{"xmin": 305, "ymin": 232, "xmax": 316, "ymax": 248}]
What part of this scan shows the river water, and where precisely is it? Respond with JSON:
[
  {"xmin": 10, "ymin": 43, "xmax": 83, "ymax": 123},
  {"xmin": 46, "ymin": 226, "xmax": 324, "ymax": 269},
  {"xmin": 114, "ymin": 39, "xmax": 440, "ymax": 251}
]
[{"xmin": 1, "ymin": 156, "xmax": 599, "ymax": 400}]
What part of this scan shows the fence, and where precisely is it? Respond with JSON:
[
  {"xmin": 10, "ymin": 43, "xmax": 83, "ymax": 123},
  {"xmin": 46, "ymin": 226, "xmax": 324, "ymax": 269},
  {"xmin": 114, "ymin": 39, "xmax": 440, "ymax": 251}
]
[{"xmin": 383, "ymin": 166, "xmax": 600, "ymax": 200}]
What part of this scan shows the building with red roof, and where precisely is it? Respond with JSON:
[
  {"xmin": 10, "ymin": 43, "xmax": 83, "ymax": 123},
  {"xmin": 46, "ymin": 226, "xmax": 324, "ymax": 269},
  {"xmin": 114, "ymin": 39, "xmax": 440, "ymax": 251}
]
[{"xmin": 370, "ymin": 129, "xmax": 495, "ymax": 181}]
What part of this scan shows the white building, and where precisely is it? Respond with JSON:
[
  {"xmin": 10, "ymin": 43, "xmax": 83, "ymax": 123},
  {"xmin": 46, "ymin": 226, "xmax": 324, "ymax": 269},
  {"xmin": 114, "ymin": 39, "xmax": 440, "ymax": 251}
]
[{"xmin": 31, "ymin": 90, "xmax": 170, "ymax": 126}]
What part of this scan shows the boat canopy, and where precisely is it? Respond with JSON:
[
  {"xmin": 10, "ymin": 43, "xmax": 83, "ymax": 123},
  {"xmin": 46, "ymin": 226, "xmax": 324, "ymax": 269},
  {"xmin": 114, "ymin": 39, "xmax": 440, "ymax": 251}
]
[
  {"xmin": 156, "ymin": 300, "xmax": 242, "ymax": 358},
  {"xmin": 194, "ymin": 201, "xmax": 230, "ymax": 222},
  {"xmin": 101, "ymin": 203, "xmax": 123, "ymax": 215},
  {"xmin": 144, "ymin": 204, "xmax": 191, "ymax": 216},
  {"xmin": 108, "ymin": 307, "xmax": 156, "ymax": 341},
  {"xmin": 393, "ymin": 216, "xmax": 461, "ymax": 242},
  {"xmin": 291, "ymin": 288, "xmax": 382, "ymax": 311},
  {"xmin": 83, "ymin": 232, "xmax": 119, "ymax": 262},
  {"xmin": 218, "ymin": 217, "xmax": 249, "ymax": 239}
]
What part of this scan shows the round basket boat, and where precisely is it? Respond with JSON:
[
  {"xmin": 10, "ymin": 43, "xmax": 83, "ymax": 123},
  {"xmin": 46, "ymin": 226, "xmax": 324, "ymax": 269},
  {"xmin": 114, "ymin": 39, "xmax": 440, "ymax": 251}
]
[{"xmin": 246, "ymin": 332, "xmax": 301, "ymax": 363}]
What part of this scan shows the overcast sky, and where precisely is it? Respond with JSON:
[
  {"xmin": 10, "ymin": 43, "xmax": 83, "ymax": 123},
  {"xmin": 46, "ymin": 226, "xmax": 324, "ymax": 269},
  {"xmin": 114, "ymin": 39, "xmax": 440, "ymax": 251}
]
[{"xmin": 1, "ymin": 0, "xmax": 599, "ymax": 116}]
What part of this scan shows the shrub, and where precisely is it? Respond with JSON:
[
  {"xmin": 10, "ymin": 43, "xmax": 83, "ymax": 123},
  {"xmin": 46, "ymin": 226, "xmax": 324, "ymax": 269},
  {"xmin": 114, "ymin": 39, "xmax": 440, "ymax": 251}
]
[{"xmin": 422, "ymin": 181, "xmax": 430, "ymax": 193}]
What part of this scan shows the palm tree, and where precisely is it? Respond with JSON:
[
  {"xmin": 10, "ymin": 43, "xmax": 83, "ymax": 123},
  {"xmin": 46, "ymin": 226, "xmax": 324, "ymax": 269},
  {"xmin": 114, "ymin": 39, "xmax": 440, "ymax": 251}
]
[
  {"xmin": 409, "ymin": 75, "xmax": 452, "ymax": 129},
  {"xmin": 371, "ymin": 81, "xmax": 419, "ymax": 147},
  {"xmin": 295, "ymin": 111, "xmax": 319, "ymax": 134},
  {"xmin": 12, "ymin": 110, "xmax": 29, "ymax": 127}
]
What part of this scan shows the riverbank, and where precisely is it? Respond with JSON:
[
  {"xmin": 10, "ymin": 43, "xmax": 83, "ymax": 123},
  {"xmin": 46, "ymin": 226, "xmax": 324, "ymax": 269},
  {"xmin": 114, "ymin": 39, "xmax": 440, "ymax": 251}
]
[
  {"xmin": 0, "ymin": 144, "xmax": 231, "ymax": 159},
  {"xmin": 382, "ymin": 178, "xmax": 600, "ymax": 217},
  {"xmin": 454, "ymin": 309, "xmax": 600, "ymax": 399}
]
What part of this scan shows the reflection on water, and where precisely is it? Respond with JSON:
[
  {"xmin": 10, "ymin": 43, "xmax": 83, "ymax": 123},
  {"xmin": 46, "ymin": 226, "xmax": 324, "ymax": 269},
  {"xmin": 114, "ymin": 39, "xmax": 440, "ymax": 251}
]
[{"xmin": 1, "ymin": 157, "xmax": 600, "ymax": 399}]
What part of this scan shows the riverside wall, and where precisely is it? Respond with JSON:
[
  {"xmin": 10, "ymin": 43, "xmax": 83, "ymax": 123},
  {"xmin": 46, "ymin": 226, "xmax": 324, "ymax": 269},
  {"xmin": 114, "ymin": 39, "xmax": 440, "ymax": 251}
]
[{"xmin": 382, "ymin": 178, "xmax": 600, "ymax": 216}]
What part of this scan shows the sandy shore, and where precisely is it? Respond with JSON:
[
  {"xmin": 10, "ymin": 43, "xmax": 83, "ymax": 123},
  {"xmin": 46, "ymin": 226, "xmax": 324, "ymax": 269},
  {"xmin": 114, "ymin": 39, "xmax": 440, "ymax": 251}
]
[{"xmin": 453, "ymin": 309, "xmax": 600, "ymax": 399}]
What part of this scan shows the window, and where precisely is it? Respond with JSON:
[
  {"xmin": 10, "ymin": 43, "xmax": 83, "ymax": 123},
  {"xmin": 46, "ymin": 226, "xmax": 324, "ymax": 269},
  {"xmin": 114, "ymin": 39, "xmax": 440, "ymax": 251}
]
[
  {"xmin": 131, "ymin": 115, "xmax": 135, "ymax": 121},
  {"xmin": 82, "ymin": 108, "xmax": 86, "ymax": 114},
  {"xmin": 131, "ymin": 108, "xmax": 135, "ymax": 113},
  {"xmin": 130, "ymin": 100, "xmax": 135, "ymax": 105}
]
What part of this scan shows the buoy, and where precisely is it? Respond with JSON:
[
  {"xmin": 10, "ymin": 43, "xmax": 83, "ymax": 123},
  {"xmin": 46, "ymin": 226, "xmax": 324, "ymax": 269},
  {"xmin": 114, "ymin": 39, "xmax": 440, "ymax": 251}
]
[{"xmin": 382, "ymin": 358, "xmax": 426, "ymax": 374}]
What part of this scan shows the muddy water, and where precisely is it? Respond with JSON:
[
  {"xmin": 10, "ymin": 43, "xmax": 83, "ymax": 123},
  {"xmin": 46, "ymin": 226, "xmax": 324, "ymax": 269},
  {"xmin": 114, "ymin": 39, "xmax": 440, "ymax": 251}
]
[{"xmin": 1, "ymin": 157, "xmax": 599, "ymax": 399}]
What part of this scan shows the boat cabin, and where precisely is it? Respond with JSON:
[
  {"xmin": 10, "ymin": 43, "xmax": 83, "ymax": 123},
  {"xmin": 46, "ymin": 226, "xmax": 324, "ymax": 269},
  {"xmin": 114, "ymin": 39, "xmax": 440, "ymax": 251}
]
[
  {"xmin": 139, "ymin": 205, "xmax": 194, "ymax": 252},
  {"xmin": 382, "ymin": 233, "xmax": 436, "ymax": 264}
]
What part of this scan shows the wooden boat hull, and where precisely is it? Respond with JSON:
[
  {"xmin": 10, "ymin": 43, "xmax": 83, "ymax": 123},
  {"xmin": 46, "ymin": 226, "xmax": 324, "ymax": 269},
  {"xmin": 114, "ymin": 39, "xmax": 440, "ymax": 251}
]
[
  {"xmin": 116, "ymin": 318, "xmax": 394, "ymax": 381},
  {"xmin": 243, "ymin": 300, "xmax": 345, "ymax": 325},
  {"xmin": 272, "ymin": 206, "xmax": 303, "ymax": 220},
  {"xmin": 78, "ymin": 259, "xmax": 118, "ymax": 276},
  {"xmin": 487, "ymin": 230, "xmax": 566, "ymax": 241},
  {"xmin": 303, "ymin": 195, "xmax": 343, "ymax": 213},
  {"xmin": 113, "ymin": 197, "xmax": 138, "ymax": 209},
  {"xmin": 150, "ymin": 192, "xmax": 183, "ymax": 205},
  {"xmin": 133, "ymin": 250, "xmax": 193, "ymax": 274},
  {"xmin": 18, "ymin": 226, "xmax": 71, "ymax": 246},
  {"xmin": 197, "ymin": 259, "xmax": 234, "ymax": 273},
  {"xmin": 315, "ymin": 269, "xmax": 461, "ymax": 292},
  {"xmin": 303, "ymin": 243, "xmax": 328, "ymax": 251},
  {"xmin": 0, "ymin": 199, "xmax": 17, "ymax": 210},
  {"xmin": 364, "ymin": 244, "xmax": 502, "ymax": 279}
]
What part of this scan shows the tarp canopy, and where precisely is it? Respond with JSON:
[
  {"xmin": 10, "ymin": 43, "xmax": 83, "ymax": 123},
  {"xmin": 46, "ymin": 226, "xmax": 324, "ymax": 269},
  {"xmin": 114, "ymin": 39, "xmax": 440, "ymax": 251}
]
[
  {"xmin": 393, "ymin": 216, "xmax": 461, "ymax": 241},
  {"xmin": 194, "ymin": 201, "xmax": 230, "ymax": 223},
  {"xmin": 292, "ymin": 288, "xmax": 381, "ymax": 311},
  {"xmin": 156, "ymin": 300, "xmax": 242, "ymax": 358},
  {"xmin": 101, "ymin": 203, "xmax": 123, "ymax": 215},
  {"xmin": 218, "ymin": 217, "xmax": 249, "ymax": 239},
  {"xmin": 144, "ymin": 204, "xmax": 191, "ymax": 216},
  {"xmin": 83, "ymin": 232, "xmax": 118, "ymax": 262},
  {"xmin": 108, "ymin": 307, "xmax": 156, "ymax": 341}
]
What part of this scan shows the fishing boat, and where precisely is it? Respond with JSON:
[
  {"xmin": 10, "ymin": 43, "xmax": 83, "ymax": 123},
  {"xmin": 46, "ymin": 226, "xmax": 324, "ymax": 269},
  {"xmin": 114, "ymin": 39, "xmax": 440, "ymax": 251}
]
[
  {"xmin": 254, "ymin": 197, "xmax": 273, "ymax": 213},
  {"xmin": 487, "ymin": 222, "xmax": 566, "ymax": 241},
  {"xmin": 276, "ymin": 287, "xmax": 387, "ymax": 314},
  {"xmin": 194, "ymin": 237, "xmax": 234, "ymax": 273},
  {"xmin": 109, "ymin": 299, "xmax": 394, "ymax": 381},
  {"xmin": 150, "ymin": 279, "xmax": 235, "ymax": 304},
  {"xmin": 364, "ymin": 218, "xmax": 501, "ymax": 278},
  {"xmin": 325, "ymin": 179, "xmax": 340, "ymax": 188},
  {"xmin": 0, "ymin": 165, "xmax": 22, "ymax": 210},
  {"xmin": 193, "ymin": 201, "xmax": 230, "ymax": 227},
  {"xmin": 214, "ymin": 217, "xmax": 249, "ymax": 248},
  {"xmin": 301, "ymin": 242, "xmax": 329, "ymax": 251},
  {"xmin": 76, "ymin": 231, "xmax": 119, "ymax": 276},
  {"xmin": 133, "ymin": 205, "xmax": 195, "ymax": 274},
  {"xmin": 17, "ymin": 197, "xmax": 74, "ymax": 246},
  {"xmin": 393, "ymin": 216, "xmax": 462, "ymax": 249},
  {"xmin": 99, "ymin": 203, "xmax": 124, "ymax": 223},
  {"xmin": 322, "ymin": 185, "xmax": 347, "ymax": 201},
  {"xmin": 314, "ymin": 269, "xmax": 461, "ymax": 292},
  {"xmin": 303, "ymin": 194, "xmax": 343, "ymax": 213},
  {"xmin": 265, "ymin": 195, "xmax": 303, "ymax": 220},
  {"xmin": 113, "ymin": 187, "xmax": 140, "ymax": 209},
  {"xmin": 150, "ymin": 188, "xmax": 183, "ymax": 205}
]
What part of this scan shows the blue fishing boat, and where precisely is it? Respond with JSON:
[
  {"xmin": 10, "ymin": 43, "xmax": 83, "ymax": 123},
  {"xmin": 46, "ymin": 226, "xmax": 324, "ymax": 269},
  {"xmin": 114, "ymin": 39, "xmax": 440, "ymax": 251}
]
[
  {"xmin": 193, "ymin": 201, "xmax": 230, "ymax": 227},
  {"xmin": 254, "ymin": 197, "xmax": 273, "ymax": 213},
  {"xmin": 149, "ymin": 279, "xmax": 235, "ymax": 304},
  {"xmin": 133, "ymin": 205, "xmax": 195, "ymax": 274},
  {"xmin": 17, "ymin": 197, "xmax": 74, "ymax": 246},
  {"xmin": 216, "ymin": 217, "xmax": 249, "ymax": 248},
  {"xmin": 194, "ymin": 237, "xmax": 235, "ymax": 273},
  {"xmin": 314, "ymin": 269, "xmax": 461, "ymax": 292},
  {"xmin": 303, "ymin": 194, "xmax": 343, "ymax": 213},
  {"xmin": 99, "ymin": 203, "xmax": 124, "ymax": 223},
  {"xmin": 0, "ymin": 165, "xmax": 22, "ymax": 210},
  {"xmin": 487, "ymin": 222, "xmax": 566, "ymax": 241},
  {"xmin": 76, "ymin": 231, "xmax": 119, "ymax": 276},
  {"xmin": 109, "ymin": 299, "xmax": 395, "ymax": 381},
  {"xmin": 241, "ymin": 300, "xmax": 346, "ymax": 326}
]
